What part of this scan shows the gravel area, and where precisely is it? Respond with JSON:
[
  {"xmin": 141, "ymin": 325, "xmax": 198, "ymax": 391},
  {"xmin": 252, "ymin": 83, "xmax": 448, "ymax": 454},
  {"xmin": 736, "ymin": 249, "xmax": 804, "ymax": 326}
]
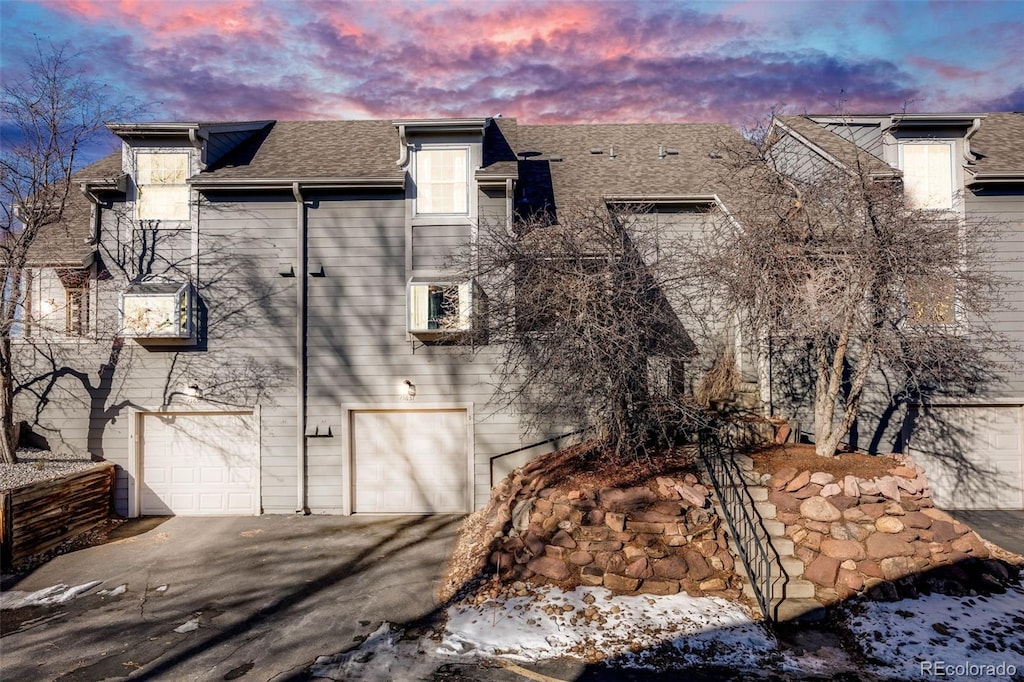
[{"xmin": 0, "ymin": 447, "xmax": 102, "ymax": 492}]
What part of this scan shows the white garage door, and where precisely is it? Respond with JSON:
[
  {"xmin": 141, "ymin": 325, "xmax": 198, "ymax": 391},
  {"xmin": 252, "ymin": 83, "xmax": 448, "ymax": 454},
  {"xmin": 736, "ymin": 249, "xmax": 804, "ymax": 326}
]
[
  {"xmin": 351, "ymin": 409, "xmax": 469, "ymax": 513},
  {"xmin": 906, "ymin": 405, "xmax": 1024, "ymax": 509},
  {"xmin": 140, "ymin": 412, "xmax": 259, "ymax": 515}
]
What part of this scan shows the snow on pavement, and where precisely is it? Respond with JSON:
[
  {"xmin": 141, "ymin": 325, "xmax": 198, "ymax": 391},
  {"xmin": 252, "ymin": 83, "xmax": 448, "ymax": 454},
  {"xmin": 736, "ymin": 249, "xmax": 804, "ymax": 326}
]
[
  {"xmin": 439, "ymin": 585, "xmax": 775, "ymax": 668},
  {"xmin": 0, "ymin": 580, "xmax": 102, "ymax": 609}
]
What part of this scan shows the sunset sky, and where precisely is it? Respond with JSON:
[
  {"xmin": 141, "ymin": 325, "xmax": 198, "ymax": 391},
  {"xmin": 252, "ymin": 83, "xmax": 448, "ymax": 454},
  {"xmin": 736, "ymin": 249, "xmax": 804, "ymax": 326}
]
[{"xmin": 1, "ymin": 0, "xmax": 1021, "ymax": 149}]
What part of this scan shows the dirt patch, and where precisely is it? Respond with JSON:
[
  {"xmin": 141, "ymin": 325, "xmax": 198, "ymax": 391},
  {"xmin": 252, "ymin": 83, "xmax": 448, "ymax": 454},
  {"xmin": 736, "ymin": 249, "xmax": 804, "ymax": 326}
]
[
  {"xmin": 514, "ymin": 440, "xmax": 698, "ymax": 493},
  {"xmin": 750, "ymin": 443, "xmax": 896, "ymax": 480}
]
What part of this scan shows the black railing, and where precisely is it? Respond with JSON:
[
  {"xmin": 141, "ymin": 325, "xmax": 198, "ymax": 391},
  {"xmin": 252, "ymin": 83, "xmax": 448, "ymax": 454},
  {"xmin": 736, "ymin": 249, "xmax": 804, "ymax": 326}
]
[{"xmin": 698, "ymin": 428, "xmax": 783, "ymax": 622}]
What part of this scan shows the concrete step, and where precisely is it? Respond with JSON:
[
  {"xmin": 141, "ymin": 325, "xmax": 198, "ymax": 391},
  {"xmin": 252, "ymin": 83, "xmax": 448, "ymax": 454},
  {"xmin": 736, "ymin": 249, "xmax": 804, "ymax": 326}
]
[
  {"xmin": 754, "ymin": 501, "xmax": 776, "ymax": 518},
  {"xmin": 741, "ymin": 470, "xmax": 763, "ymax": 486},
  {"xmin": 783, "ymin": 579, "xmax": 817, "ymax": 600},
  {"xmin": 773, "ymin": 598, "xmax": 826, "ymax": 623},
  {"xmin": 781, "ymin": 556, "xmax": 805, "ymax": 578},
  {"xmin": 763, "ymin": 519, "xmax": 786, "ymax": 537},
  {"xmin": 738, "ymin": 381, "xmax": 760, "ymax": 393},
  {"xmin": 770, "ymin": 537, "xmax": 794, "ymax": 555},
  {"xmin": 765, "ymin": 577, "xmax": 816, "ymax": 600},
  {"xmin": 748, "ymin": 486, "xmax": 768, "ymax": 502},
  {"xmin": 733, "ymin": 454, "xmax": 755, "ymax": 470}
]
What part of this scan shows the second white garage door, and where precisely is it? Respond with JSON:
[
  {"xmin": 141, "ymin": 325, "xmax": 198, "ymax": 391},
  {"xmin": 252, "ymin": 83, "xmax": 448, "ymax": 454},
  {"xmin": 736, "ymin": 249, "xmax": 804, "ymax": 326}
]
[
  {"xmin": 906, "ymin": 405, "xmax": 1024, "ymax": 510},
  {"xmin": 139, "ymin": 412, "xmax": 259, "ymax": 516},
  {"xmin": 351, "ymin": 409, "xmax": 470, "ymax": 513}
]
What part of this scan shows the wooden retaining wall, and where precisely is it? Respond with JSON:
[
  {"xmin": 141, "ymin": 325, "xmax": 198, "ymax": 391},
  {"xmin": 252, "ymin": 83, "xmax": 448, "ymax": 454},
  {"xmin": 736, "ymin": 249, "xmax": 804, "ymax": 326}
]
[{"xmin": 1, "ymin": 463, "xmax": 115, "ymax": 570}]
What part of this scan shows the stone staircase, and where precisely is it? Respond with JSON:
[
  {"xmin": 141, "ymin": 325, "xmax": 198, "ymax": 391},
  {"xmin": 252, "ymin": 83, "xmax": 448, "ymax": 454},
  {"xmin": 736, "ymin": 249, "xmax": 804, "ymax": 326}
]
[{"xmin": 704, "ymin": 450, "xmax": 822, "ymax": 623}]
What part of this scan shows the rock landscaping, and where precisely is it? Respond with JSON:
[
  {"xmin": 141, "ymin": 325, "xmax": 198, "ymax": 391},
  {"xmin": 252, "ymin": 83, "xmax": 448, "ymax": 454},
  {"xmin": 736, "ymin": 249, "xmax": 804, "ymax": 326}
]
[
  {"xmin": 445, "ymin": 443, "xmax": 744, "ymax": 604},
  {"xmin": 755, "ymin": 448, "xmax": 1021, "ymax": 604}
]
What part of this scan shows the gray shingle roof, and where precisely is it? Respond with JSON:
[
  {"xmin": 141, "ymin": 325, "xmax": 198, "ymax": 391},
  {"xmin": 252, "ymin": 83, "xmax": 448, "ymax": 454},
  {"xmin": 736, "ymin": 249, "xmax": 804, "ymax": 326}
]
[
  {"xmin": 201, "ymin": 120, "xmax": 405, "ymax": 181},
  {"xmin": 776, "ymin": 116, "xmax": 895, "ymax": 176},
  {"xmin": 516, "ymin": 123, "xmax": 745, "ymax": 208},
  {"xmin": 26, "ymin": 152, "xmax": 124, "ymax": 266},
  {"xmin": 969, "ymin": 112, "xmax": 1024, "ymax": 175}
]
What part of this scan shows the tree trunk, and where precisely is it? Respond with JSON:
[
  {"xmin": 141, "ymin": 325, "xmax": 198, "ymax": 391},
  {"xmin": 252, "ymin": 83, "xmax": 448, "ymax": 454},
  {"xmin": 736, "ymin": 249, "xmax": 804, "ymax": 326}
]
[
  {"xmin": 755, "ymin": 321, "xmax": 772, "ymax": 415},
  {"xmin": 0, "ymin": 337, "xmax": 16, "ymax": 464}
]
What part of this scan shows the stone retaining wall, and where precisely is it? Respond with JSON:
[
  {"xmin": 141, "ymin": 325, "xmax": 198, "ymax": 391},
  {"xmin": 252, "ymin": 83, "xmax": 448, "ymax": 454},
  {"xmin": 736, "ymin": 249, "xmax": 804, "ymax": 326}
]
[
  {"xmin": 483, "ymin": 456, "xmax": 742, "ymax": 599},
  {"xmin": 764, "ymin": 453, "xmax": 1017, "ymax": 602}
]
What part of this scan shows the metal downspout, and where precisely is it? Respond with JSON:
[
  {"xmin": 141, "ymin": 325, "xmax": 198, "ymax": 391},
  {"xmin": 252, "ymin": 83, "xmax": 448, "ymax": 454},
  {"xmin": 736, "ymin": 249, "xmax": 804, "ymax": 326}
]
[
  {"xmin": 80, "ymin": 184, "xmax": 102, "ymax": 246},
  {"xmin": 292, "ymin": 182, "xmax": 308, "ymax": 514}
]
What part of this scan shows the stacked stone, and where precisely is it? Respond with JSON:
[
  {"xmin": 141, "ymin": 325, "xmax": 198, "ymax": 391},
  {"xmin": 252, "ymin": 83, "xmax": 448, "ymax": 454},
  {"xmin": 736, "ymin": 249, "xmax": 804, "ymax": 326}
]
[
  {"xmin": 766, "ymin": 454, "xmax": 1017, "ymax": 602},
  {"xmin": 485, "ymin": 466, "xmax": 740, "ymax": 598}
]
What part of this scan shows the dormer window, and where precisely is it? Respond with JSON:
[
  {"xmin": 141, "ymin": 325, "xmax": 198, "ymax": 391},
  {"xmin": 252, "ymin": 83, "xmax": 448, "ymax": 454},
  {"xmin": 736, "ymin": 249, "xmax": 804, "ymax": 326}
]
[
  {"xmin": 136, "ymin": 152, "xmax": 190, "ymax": 221},
  {"xmin": 899, "ymin": 142, "xmax": 954, "ymax": 210},
  {"xmin": 415, "ymin": 147, "xmax": 469, "ymax": 215}
]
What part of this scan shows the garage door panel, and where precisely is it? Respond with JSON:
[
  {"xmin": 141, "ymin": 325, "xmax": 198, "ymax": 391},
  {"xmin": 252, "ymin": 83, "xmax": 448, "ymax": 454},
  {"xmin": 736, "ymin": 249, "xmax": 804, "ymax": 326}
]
[
  {"xmin": 352, "ymin": 409, "xmax": 469, "ymax": 514},
  {"xmin": 908, "ymin": 406, "xmax": 1023, "ymax": 510},
  {"xmin": 140, "ymin": 412, "xmax": 259, "ymax": 516}
]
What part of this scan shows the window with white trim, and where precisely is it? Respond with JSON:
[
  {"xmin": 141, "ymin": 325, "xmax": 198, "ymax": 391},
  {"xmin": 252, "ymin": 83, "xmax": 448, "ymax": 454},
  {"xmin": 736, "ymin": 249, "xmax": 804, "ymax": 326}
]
[
  {"xmin": 408, "ymin": 281, "xmax": 473, "ymax": 334},
  {"xmin": 900, "ymin": 142, "xmax": 954, "ymax": 210},
  {"xmin": 4, "ymin": 268, "xmax": 92, "ymax": 338},
  {"xmin": 136, "ymin": 152, "xmax": 190, "ymax": 221},
  {"xmin": 415, "ymin": 148, "xmax": 469, "ymax": 215}
]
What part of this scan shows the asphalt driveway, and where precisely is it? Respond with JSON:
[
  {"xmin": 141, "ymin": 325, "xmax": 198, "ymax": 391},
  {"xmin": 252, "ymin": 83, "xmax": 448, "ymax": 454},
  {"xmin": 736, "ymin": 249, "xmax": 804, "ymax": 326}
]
[
  {"xmin": 1, "ymin": 515, "xmax": 467, "ymax": 681},
  {"xmin": 946, "ymin": 510, "xmax": 1024, "ymax": 556}
]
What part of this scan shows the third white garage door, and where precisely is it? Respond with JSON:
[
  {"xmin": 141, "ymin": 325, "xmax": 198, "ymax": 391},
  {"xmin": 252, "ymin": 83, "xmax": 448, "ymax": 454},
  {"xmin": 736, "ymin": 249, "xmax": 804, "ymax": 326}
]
[
  {"xmin": 350, "ymin": 409, "xmax": 470, "ymax": 513},
  {"xmin": 906, "ymin": 405, "xmax": 1024, "ymax": 510}
]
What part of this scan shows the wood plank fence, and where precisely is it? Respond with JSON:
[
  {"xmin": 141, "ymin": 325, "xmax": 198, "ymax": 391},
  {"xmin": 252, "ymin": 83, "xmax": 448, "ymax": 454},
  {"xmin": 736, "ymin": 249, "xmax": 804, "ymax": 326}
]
[{"xmin": 1, "ymin": 463, "xmax": 115, "ymax": 571}]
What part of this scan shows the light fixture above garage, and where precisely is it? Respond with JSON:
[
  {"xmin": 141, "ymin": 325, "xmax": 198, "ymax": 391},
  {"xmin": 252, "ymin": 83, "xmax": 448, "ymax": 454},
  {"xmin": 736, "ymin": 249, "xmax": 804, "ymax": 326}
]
[{"xmin": 401, "ymin": 379, "xmax": 417, "ymax": 400}]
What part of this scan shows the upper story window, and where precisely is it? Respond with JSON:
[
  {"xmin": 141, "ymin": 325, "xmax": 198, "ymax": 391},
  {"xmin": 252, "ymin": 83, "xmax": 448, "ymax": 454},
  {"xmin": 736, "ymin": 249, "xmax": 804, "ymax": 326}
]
[
  {"xmin": 136, "ymin": 152, "xmax": 190, "ymax": 221},
  {"xmin": 415, "ymin": 147, "xmax": 469, "ymax": 215},
  {"xmin": 899, "ymin": 142, "xmax": 954, "ymax": 211}
]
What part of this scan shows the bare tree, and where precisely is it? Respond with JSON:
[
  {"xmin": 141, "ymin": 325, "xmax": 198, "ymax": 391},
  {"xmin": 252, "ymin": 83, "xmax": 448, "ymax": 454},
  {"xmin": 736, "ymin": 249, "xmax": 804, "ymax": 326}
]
[
  {"xmin": 698, "ymin": 126, "xmax": 1009, "ymax": 456},
  {"xmin": 0, "ymin": 42, "xmax": 136, "ymax": 463},
  {"xmin": 462, "ymin": 201, "xmax": 702, "ymax": 461}
]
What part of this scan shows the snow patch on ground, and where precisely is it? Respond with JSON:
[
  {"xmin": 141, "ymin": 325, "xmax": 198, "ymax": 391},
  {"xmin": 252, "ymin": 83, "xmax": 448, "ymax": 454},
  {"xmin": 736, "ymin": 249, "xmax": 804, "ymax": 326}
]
[
  {"xmin": 439, "ymin": 585, "xmax": 775, "ymax": 668},
  {"xmin": 310, "ymin": 622, "xmax": 439, "ymax": 681},
  {"xmin": 0, "ymin": 581, "xmax": 102, "ymax": 609},
  {"xmin": 841, "ymin": 583, "xmax": 1024, "ymax": 680},
  {"xmin": 97, "ymin": 584, "xmax": 127, "ymax": 597},
  {"xmin": 173, "ymin": 617, "xmax": 200, "ymax": 634}
]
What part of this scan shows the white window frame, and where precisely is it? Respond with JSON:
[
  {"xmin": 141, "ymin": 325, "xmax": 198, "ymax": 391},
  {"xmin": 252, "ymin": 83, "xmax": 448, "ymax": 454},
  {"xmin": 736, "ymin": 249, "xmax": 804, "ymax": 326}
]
[
  {"xmin": 8, "ymin": 267, "xmax": 97, "ymax": 341},
  {"xmin": 898, "ymin": 140, "xmax": 957, "ymax": 212},
  {"xmin": 413, "ymin": 146, "xmax": 471, "ymax": 219},
  {"xmin": 407, "ymin": 279, "xmax": 474, "ymax": 335},
  {"xmin": 134, "ymin": 150, "xmax": 192, "ymax": 223}
]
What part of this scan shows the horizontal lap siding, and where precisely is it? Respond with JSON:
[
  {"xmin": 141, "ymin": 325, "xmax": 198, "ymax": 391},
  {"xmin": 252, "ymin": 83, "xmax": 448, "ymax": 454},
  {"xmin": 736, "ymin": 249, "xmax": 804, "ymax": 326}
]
[
  {"xmin": 965, "ymin": 192, "xmax": 1024, "ymax": 394},
  {"xmin": 16, "ymin": 195, "xmax": 302, "ymax": 516},
  {"xmin": 199, "ymin": 196, "xmax": 299, "ymax": 512},
  {"xmin": 412, "ymin": 224, "xmax": 472, "ymax": 270},
  {"xmin": 304, "ymin": 191, "xmax": 546, "ymax": 512}
]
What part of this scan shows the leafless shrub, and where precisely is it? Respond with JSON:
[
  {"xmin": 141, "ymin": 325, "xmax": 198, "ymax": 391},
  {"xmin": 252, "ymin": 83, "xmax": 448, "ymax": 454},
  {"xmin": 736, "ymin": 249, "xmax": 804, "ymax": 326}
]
[
  {"xmin": 460, "ymin": 200, "xmax": 705, "ymax": 461},
  {"xmin": 696, "ymin": 122, "xmax": 1013, "ymax": 456}
]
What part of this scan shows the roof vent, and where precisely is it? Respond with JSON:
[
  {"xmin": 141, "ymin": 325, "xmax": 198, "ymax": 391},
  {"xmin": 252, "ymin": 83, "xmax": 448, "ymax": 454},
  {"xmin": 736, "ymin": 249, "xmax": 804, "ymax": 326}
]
[
  {"xmin": 709, "ymin": 150, "xmax": 723, "ymax": 159},
  {"xmin": 608, "ymin": 146, "xmax": 616, "ymax": 159},
  {"xmin": 590, "ymin": 148, "xmax": 603, "ymax": 154},
  {"xmin": 658, "ymin": 146, "xmax": 680, "ymax": 159},
  {"xmin": 548, "ymin": 155, "xmax": 564, "ymax": 162}
]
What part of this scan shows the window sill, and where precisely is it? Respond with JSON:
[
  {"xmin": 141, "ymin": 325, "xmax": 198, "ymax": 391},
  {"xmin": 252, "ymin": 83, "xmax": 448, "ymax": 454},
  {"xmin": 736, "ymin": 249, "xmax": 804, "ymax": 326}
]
[{"xmin": 411, "ymin": 214, "xmax": 473, "ymax": 227}]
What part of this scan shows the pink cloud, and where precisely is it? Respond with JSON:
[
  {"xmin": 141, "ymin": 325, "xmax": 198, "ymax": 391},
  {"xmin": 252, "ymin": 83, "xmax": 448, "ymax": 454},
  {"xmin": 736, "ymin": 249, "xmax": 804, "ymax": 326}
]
[
  {"xmin": 908, "ymin": 56, "xmax": 983, "ymax": 80},
  {"xmin": 47, "ymin": 0, "xmax": 282, "ymax": 38}
]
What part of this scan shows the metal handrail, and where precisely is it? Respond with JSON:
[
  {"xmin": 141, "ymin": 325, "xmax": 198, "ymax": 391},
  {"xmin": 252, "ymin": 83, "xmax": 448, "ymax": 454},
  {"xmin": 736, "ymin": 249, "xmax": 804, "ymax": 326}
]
[{"xmin": 698, "ymin": 428, "xmax": 783, "ymax": 622}]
